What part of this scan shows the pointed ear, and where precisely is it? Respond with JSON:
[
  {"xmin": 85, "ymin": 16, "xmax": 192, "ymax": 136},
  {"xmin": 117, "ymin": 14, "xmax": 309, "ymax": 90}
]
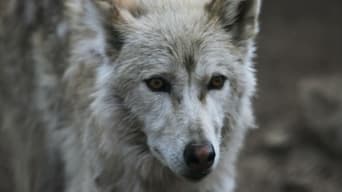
[
  {"xmin": 207, "ymin": 0, "xmax": 261, "ymax": 43},
  {"xmin": 66, "ymin": 0, "xmax": 141, "ymax": 61},
  {"xmin": 92, "ymin": 0, "xmax": 143, "ymax": 53},
  {"xmin": 95, "ymin": 0, "xmax": 143, "ymax": 22}
]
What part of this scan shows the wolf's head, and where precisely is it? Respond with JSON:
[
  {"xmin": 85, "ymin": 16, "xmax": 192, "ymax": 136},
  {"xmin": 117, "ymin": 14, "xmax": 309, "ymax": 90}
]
[{"xmin": 67, "ymin": 0, "xmax": 260, "ymax": 182}]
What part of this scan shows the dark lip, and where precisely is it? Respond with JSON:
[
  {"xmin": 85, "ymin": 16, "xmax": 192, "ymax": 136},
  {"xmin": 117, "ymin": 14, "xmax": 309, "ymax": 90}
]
[{"xmin": 183, "ymin": 169, "xmax": 211, "ymax": 182}]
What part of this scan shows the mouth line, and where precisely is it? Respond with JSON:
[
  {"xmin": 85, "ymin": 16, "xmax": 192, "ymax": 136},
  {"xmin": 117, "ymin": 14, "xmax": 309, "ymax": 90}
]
[{"xmin": 183, "ymin": 169, "xmax": 212, "ymax": 182}]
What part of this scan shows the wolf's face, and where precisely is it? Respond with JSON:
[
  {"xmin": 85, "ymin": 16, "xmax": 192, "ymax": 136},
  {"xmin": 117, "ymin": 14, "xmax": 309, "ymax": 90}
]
[{"xmin": 76, "ymin": 0, "xmax": 260, "ymax": 182}]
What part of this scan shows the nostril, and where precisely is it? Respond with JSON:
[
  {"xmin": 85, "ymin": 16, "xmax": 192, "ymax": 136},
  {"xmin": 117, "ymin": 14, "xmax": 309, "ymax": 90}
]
[
  {"xmin": 183, "ymin": 142, "xmax": 216, "ymax": 171},
  {"xmin": 207, "ymin": 148, "xmax": 215, "ymax": 162},
  {"xmin": 186, "ymin": 151, "xmax": 200, "ymax": 164}
]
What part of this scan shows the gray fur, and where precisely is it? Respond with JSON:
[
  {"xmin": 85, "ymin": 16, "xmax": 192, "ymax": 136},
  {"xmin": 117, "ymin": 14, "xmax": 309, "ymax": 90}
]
[{"xmin": 0, "ymin": 0, "xmax": 260, "ymax": 191}]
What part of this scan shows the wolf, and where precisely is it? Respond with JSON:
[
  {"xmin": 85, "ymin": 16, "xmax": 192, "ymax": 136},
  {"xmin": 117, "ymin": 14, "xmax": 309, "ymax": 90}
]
[{"xmin": 0, "ymin": 0, "xmax": 260, "ymax": 192}]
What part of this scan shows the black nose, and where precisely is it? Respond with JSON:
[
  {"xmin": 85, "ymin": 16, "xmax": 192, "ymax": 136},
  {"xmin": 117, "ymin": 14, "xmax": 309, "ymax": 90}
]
[{"xmin": 183, "ymin": 142, "xmax": 215, "ymax": 174}]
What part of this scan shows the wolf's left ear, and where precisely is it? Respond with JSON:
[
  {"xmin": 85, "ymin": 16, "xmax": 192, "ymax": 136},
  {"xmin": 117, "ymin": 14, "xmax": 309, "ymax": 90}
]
[{"xmin": 206, "ymin": 0, "xmax": 261, "ymax": 43}]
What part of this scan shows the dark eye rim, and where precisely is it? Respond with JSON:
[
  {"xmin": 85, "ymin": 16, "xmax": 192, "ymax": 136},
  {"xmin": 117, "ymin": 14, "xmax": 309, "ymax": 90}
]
[
  {"xmin": 208, "ymin": 74, "xmax": 227, "ymax": 90},
  {"xmin": 144, "ymin": 76, "xmax": 171, "ymax": 93}
]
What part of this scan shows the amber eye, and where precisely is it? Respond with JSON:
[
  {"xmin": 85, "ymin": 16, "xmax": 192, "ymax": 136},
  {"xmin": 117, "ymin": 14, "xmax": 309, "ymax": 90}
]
[
  {"xmin": 145, "ymin": 77, "xmax": 171, "ymax": 92},
  {"xmin": 208, "ymin": 75, "xmax": 227, "ymax": 90}
]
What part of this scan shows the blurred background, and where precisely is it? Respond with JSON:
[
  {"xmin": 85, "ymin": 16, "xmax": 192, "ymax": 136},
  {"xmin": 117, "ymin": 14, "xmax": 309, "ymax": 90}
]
[
  {"xmin": 236, "ymin": 0, "xmax": 342, "ymax": 192},
  {"xmin": 1, "ymin": 0, "xmax": 341, "ymax": 192}
]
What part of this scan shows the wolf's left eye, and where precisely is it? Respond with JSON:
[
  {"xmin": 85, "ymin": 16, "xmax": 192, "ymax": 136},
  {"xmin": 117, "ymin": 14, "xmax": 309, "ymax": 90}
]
[
  {"xmin": 208, "ymin": 75, "xmax": 227, "ymax": 90},
  {"xmin": 145, "ymin": 77, "xmax": 171, "ymax": 93}
]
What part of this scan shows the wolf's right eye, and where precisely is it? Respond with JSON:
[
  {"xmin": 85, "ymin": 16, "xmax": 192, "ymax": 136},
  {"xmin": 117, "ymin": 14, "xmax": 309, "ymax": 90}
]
[{"xmin": 145, "ymin": 77, "xmax": 171, "ymax": 93}]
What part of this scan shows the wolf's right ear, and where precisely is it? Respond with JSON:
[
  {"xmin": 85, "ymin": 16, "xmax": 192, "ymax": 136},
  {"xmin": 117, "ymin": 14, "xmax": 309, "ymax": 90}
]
[
  {"xmin": 95, "ymin": 0, "xmax": 140, "ymax": 23},
  {"xmin": 95, "ymin": 0, "xmax": 143, "ymax": 52},
  {"xmin": 206, "ymin": 0, "xmax": 261, "ymax": 44},
  {"xmin": 67, "ymin": 0, "xmax": 141, "ymax": 54}
]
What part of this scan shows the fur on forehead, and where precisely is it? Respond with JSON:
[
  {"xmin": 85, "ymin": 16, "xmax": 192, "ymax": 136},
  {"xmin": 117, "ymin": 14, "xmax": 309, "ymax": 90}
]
[
  {"xmin": 115, "ymin": 0, "xmax": 212, "ymax": 11},
  {"xmin": 103, "ymin": 0, "xmax": 260, "ymax": 41}
]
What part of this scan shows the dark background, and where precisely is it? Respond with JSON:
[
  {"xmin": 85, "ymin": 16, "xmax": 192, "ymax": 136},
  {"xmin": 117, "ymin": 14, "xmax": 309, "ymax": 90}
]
[{"xmin": 236, "ymin": 0, "xmax": 342, "ymax": 192}]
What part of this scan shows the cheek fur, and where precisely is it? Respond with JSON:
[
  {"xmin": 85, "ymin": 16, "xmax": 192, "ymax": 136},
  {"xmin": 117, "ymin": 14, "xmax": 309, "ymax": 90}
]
[
  {"xmin": 207, "ymin": 85, "xmax": 231, "ymax": 124},
  {"xmin": 131, "ymin": 85, "xmax": 174, "ymax": 132}
]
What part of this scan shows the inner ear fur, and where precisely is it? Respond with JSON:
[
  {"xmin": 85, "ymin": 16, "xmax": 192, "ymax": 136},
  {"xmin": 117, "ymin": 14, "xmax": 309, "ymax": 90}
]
[
  {"xmin": 207, "ymin": 0, "xmax": 261, "ymax": 42},
  {"xmin": 95, "ymin": 0, "xmax": 144, "ymax": 20},
  {"xmin": 93, "ymin": 0, "xmax": 142, "ymax": 54}
]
